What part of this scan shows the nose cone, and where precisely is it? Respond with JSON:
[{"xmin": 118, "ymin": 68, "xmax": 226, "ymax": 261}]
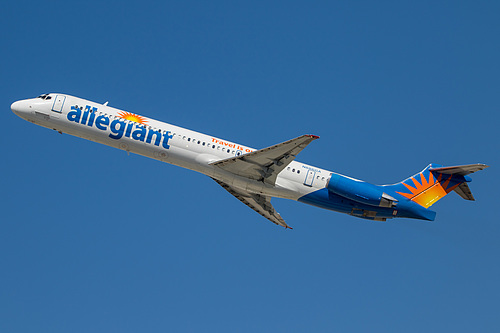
[{"xmin": 11, "ymin": 99, "xmax": 31, "ymax": 116}]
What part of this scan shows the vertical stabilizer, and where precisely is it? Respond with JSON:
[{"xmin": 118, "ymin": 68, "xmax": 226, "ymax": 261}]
[{"xmin": 386, "ymin": 164, "xmax": 488, "ymax": 208}]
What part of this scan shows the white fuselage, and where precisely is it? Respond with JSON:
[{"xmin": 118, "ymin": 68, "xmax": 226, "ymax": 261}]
[{"xmin": 12, "ymin": 94, "xmax": 332, "ymax": 201}]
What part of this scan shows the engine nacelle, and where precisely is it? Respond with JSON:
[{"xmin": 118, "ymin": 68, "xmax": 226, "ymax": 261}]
[{"xmin": 327, "ymin": 173, "xmax": 397, "ymax": 208}]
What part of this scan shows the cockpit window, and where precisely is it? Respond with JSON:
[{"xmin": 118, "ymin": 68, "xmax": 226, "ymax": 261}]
[{"xmin": 37, "ymin": 94, "xmax": 51, "ymax": 100}]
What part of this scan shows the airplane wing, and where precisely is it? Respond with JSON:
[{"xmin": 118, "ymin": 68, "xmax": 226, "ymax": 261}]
[
  {"xmin": 213, "ymin": 178, "xmax": 291, "ymax": 229},
  {"xmin": 210, "ymin": 134, "xmax": 319, "ymax": 185}
]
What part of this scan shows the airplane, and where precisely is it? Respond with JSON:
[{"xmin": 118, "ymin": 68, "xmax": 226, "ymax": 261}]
[{"xmin": 11, "ymin": 93, "xmax": 488, "ymax": 229}]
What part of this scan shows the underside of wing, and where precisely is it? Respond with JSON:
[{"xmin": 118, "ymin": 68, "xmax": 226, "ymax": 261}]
[
  {"xmin": 213, "ymin": 178, "xmax": 291, "ymax": 229},
  {"xmin": 453, "ymin": 182, "xmax": 475, "ymax": 201},
  {"xmin": 210, "ymin": 134, "xmax": 319, "ymax": 185}
]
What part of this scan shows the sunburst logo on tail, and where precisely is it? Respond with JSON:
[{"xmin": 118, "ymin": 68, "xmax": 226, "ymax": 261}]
[
  {"xmin": 117, "ymin": 111, "xmax": 148, "ymax": 124},
  {"xmin": 396, "ymin": 172, "xmax": 460, "ymax": 208}
]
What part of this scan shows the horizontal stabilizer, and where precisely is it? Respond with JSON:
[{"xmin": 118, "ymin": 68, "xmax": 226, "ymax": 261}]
[
  {"xmin": 429, "ymin": 164, "xmax": 489, "ymax": 176},
  {"xmin": 453, "ymin": 182, "xmax": 475, "ymax": 201}
]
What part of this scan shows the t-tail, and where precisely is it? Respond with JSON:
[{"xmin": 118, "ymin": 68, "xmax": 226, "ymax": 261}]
[{"xmin": 383, "ymin": 163, "xmax": 489, "ymax": 220}]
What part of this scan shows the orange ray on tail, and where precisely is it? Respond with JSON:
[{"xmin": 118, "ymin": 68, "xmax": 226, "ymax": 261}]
[{"xmin": 396, "ymin": 172, "xmax": 459, "ymax": 208}]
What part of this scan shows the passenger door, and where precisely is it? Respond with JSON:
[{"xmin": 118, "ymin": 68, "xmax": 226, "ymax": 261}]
[
  {"xmin": 304, "ymin": 170, "xmax": 316, "ymax": 187},
  {"xmin": 51, "ymin": 95, "xmax": 66, "ymax": 118}
]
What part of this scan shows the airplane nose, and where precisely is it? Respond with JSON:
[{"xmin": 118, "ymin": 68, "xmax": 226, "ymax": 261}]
[
  {"xmin": 11, "ymin": 101, "xmax": 21, "ymax": 114},
  {"xmin": 11, "ymin": 99, "xmax": 31, "ymax": 116}
]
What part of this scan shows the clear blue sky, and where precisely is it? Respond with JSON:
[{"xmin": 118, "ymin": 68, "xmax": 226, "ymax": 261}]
[{"xmin": 2, "ymin": 1, "xmax": 499, "ymax": 332}]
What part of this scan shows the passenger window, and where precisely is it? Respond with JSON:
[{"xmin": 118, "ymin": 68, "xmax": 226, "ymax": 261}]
[
  {"xmin": 202, "ymin": 142, "xmax": 205, "ymax": 146},
  {"xmin": 188, "ymin": 138, "xmax": 191, "ymax": 142},
  {"xmin": 292, "ymin": 169, "xmax": 295, "ymax": 172},
  {"xmin": 297, "ymin": 170, "xmax": 300, "ymax": 174}
]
